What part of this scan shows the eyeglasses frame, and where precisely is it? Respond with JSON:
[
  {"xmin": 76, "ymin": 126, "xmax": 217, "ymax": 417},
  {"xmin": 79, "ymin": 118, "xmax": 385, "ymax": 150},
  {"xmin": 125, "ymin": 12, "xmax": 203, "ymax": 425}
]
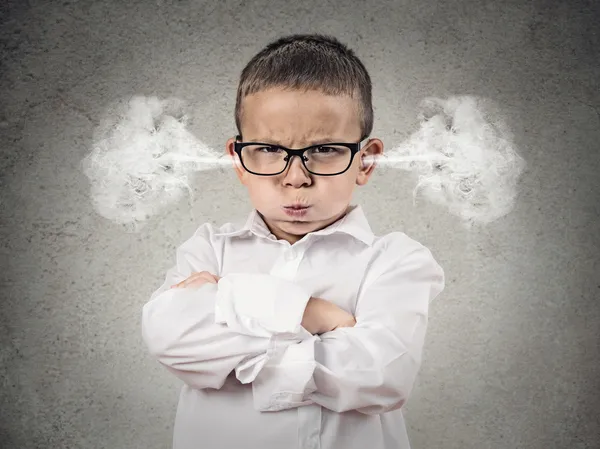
[{"xmin": 233, "ymin": 134, "xmax": 366, "ymax": 176}]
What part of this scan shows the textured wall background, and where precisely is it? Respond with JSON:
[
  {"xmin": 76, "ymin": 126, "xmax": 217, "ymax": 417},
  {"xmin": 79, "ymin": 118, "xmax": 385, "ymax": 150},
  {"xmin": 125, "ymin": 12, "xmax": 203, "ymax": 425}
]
[{"xmin": 1, "ymin": 0, "xmax": 599, "ymax": 448}]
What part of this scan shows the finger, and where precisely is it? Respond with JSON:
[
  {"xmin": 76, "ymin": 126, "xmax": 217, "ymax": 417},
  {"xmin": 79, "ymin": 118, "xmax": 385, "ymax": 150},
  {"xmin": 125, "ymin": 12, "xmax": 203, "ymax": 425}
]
[
  {"xmin": 202, "ymin": 273, "xmax": 220, "ymax": 283},
  {"xmin": 171, "ymin": 271, "xmax": 211, "ymax": 289},
  {"xmin": 170, "ymin": 271, "xmax": 220, "ymax": 289},
  {"xmin": 181, "ymin": 272, "xmax": 218, "ymax": 288},
  {"xmin": 171, "ymin": 273, "xmax": 195, "ymax": 288},
  {"xmin": 199, "ymin": 273, "xmax": 218, "ymax": 284}
]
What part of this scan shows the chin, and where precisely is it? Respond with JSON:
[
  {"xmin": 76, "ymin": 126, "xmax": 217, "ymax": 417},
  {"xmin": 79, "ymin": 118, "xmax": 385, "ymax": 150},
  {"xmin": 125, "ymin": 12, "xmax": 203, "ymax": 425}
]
[{"xmin": 280, "ymin": 217, "xmax": 313, "ymax": 225}]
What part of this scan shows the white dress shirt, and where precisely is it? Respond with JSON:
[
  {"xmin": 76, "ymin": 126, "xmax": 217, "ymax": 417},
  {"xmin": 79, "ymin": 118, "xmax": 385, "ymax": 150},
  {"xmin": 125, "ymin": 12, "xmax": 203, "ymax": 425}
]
[{"xmin": 142, "ymin": 204, "xmax": 445, "ymax": 449}]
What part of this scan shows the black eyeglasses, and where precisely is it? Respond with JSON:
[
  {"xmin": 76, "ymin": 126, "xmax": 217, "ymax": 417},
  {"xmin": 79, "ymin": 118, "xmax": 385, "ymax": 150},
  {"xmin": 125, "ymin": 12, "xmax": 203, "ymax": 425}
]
[{"xmin": 233, "ymin": 135, "xmax": 364, "ymax": 176}]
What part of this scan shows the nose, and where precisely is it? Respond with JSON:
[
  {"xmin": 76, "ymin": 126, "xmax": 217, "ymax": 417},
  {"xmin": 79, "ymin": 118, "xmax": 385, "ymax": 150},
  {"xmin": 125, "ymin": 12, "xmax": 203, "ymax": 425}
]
[{"xmin": 283, "ymin": 154, "xmax": 311, "ymax": 185}]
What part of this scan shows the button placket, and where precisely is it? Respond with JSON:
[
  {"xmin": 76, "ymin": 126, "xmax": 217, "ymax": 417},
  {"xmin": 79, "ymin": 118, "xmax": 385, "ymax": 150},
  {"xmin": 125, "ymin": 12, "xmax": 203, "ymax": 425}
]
[
  {"xmin": 298, "ymin": 405, "xmax": 322, "ymax": 449},
  {"xmin": 269, "ymin": 244, "xmax": 304, "ymax": 280},
  {"xmin": 285, "ymin": 248, "xmax": 297, "ymax": 262}
]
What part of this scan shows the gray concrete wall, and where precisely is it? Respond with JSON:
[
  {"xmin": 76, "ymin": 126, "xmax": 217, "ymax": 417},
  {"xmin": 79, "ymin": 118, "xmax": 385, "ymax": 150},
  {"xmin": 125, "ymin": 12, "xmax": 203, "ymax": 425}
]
[{"xmin": 1, "ymin": 0, "xmax": 598, "ymax": 448}]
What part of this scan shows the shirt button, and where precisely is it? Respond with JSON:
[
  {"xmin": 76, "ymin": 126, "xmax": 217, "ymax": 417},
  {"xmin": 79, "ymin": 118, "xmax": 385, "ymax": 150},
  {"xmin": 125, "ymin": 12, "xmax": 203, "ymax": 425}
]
[{"xmin": 284, "ymin": 249, "xmax": 297, "ymax": 262}]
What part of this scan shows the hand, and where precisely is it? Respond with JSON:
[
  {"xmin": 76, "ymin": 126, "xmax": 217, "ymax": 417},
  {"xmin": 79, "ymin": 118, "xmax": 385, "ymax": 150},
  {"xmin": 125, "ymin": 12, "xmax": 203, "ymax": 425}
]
[
  {"xmin": 302, "ymin": 297, "xmax": 356, "ymax": 335},
  {"xmin": 170, "ymin": 271, "xmax": 221, "ymax": 289}
]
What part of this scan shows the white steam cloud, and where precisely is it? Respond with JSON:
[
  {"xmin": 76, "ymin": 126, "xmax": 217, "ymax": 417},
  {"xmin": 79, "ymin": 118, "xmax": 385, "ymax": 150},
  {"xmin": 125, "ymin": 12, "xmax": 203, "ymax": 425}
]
[
  {"xmin": 366, "ymin": 95, "xmax": 527, "ymax": 226},
  {"xmin": 81, "ymin": 94, "xmax": 526, "ymax": 231},
  {"xmin": 80, "ymin": 95, "xmax": 229, "ymax": 232}
]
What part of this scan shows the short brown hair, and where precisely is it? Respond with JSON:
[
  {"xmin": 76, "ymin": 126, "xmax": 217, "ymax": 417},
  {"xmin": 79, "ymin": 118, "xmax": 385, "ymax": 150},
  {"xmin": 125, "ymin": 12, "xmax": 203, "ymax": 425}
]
[{"xmin": 235, "ymin": 33, "xmax": 373, "ymax": 141}]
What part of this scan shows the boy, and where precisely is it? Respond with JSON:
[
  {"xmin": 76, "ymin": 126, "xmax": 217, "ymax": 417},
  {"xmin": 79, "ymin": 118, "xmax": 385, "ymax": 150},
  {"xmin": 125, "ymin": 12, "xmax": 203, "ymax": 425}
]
[{"xmin": 142, "ymin": 34, "xmax": 444, "ymax": 449}]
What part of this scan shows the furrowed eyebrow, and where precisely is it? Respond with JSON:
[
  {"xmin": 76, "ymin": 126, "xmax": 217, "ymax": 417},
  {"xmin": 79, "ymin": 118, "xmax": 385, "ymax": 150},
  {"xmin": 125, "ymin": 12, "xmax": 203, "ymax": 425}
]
[{"xmin": 254, "ymin": 138, "xmax": 340, "ymax": 146}]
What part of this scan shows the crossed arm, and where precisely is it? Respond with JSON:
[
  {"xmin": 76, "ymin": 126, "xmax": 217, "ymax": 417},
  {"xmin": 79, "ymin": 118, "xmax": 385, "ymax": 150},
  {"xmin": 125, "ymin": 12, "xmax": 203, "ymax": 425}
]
[
  {"xmin": 170, "ymin": 272, "xmax": 357, "ymax": 335},
  {"xmin": 142, "ymin": 225, "xmax": 444, "ymax": 414}
]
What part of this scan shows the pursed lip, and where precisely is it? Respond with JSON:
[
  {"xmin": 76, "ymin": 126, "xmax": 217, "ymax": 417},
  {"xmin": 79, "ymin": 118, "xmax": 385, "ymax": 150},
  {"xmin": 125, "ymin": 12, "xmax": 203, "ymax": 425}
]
[{"xmin": 283, "ymin": 204, "xmax": 311, "ymax": 209}]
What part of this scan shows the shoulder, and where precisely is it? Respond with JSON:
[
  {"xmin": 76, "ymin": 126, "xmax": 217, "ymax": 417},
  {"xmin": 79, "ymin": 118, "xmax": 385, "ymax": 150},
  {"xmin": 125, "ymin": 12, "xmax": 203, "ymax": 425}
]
[
  {"xmin": 177, "ymin": 220, "xmax": 242, "ymax": 253},
  {"xmin": 174, "ymin": 220, "xmax": 244, "ymax": 269},
  {"xmin": 368, "ymin": 231, "xmax": 444, "ymax": 279},
  {"xmin": 191, "ymin": 221, "xmax": 242, "ymax": 239},
  {"xmin": 371, "ymin": 231, "xmax": 431, "ymax": 259}
]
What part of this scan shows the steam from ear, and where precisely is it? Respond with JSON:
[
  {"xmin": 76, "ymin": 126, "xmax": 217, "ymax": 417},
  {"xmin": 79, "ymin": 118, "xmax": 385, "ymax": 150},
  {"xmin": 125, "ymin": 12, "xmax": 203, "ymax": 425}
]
[
  {"xmin": 80, "ymin": 94, "xmax": 526, "ymax": 231},
  {"xmin": 367, "ymin": 95, "xmax": 527, "ymax": 227},
  {"xmin": 80, "ymin": 95, "xmax": 229, "ymax": 232}
]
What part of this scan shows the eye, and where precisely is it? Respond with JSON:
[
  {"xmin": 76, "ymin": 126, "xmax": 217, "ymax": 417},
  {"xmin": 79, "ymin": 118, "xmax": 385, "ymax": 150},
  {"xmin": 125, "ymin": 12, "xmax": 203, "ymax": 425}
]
[
  {"xmin": 314, "ymin": 146, "xmax": 338, "ymax": 153},
  {"xmin": 257, "ymin": 146, "xmax": 281, "ymax": 153}
]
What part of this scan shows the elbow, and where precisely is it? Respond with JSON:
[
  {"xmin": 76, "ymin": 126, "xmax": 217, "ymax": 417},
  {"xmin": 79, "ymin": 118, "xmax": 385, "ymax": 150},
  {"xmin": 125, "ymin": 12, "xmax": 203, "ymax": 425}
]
[
  {"xmin": 354, "ymin": 369, "xmax": 410, "ymax": 415},
  {"xmin": 343, "ymin": 358, "xmax": 416, "ymax": 415},
  {"xmin": 325, "ymin": 385, "xmax": 408, "ymax": 415},
  {"xmin": 141, "ymin": 301, "xmax": 173, "ymax": 359},
  {"xmin": 354, "ymin": 354, "xmax": 419, "ymax": 415},
  {"xmin": 141, "ymin": 308, "xmax": 225, "ymax": 390},
  {"xmin": 141, "ymin": 301, "xmax": 233, "ymax": 391},
  {"xmin": 355, "ymin": 390, "xmax": 408, "ymax": 415},
  {"xmin": 319, "ymin": 371, "xmax": 410, "ymax": 415}
]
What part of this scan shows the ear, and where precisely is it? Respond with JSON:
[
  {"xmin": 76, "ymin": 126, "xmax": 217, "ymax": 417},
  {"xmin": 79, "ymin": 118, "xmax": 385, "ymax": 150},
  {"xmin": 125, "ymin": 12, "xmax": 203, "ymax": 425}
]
[
  {"xmin": 356, "ymin": 138, "xmax": 384, "ymax": 186},
  {"xmin": 225, "ymin": 137, "xmax": 246, "ymax": 183}
]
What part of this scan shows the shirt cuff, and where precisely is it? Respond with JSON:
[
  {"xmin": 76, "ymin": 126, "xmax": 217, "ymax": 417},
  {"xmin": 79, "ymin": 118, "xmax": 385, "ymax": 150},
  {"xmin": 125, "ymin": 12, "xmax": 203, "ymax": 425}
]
[
  {"xmin": 251, "ymin": 336, "xmax": 319, "ymax": 411},
  {"xmin": 214, "ymin": 273, "xmax": 312, "ymax": 338}
]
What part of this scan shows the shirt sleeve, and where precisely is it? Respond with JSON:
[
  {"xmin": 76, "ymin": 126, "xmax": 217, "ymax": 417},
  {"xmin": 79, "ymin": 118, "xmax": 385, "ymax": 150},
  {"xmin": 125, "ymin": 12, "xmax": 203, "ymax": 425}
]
[
  {"xmin": 141, "ymin": 224, "xmax": 313, "ymax": 390},
  {"xmin": 249, "ymin": 237, "xmax": 445, "ymax": 414}
]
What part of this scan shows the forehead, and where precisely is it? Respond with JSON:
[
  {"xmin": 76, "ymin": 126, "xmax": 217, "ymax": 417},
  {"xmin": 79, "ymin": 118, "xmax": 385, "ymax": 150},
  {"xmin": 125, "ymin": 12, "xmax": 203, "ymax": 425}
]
[{"xmin": 240, "ymin": 87, "xmax": 361, "ymax": 145}]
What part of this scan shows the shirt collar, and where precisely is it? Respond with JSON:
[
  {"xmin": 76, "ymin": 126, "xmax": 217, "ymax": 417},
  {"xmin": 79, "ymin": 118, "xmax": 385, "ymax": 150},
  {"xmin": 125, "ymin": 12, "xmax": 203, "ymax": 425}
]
[{"xmin": 213, "ymin": 204, "xmax": 375, "ymax": 247}]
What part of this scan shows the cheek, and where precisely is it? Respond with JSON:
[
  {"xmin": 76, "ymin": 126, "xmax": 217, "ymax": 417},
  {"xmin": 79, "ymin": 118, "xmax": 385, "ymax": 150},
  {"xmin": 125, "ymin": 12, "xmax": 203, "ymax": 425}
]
[
  {"xmin": 246, "ymin": 179, "xmax": 276, "ymax": 202},
  {"xmin": 317, "ymin": 177, "xmax": 356, "ymax": 201}
]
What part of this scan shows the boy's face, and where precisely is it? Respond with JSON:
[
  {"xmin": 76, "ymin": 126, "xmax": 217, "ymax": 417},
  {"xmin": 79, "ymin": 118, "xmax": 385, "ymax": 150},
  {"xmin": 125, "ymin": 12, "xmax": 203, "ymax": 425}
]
[{"xmin": 225, "ymin": 87, "xmax": 383, "ymax": 245}]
